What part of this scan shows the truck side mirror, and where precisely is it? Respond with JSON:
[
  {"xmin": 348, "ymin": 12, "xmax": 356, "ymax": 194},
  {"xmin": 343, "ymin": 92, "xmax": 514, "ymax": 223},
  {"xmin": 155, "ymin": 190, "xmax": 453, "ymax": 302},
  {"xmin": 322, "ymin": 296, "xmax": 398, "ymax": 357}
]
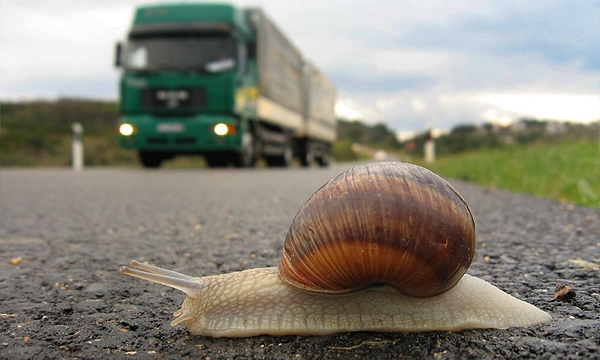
[{"xmin": 115, "ymin": 42, "xmax": 123, "ymax": 68}]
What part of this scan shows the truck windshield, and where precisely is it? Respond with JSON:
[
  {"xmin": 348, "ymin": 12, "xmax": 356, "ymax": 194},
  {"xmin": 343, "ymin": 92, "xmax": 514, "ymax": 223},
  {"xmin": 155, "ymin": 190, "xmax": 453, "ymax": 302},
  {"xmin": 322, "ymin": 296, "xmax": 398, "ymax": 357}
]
[{"xmin": 123, "ymin": 35, "xmax": 235, "ymax": 73}]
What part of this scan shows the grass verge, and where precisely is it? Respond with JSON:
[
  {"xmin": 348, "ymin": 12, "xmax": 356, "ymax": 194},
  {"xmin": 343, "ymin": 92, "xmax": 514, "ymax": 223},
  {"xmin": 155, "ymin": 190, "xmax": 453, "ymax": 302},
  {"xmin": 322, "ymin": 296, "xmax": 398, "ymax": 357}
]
[{"xmin": 416, "ymin": 139, "xmax": 599, "ymax": 207}]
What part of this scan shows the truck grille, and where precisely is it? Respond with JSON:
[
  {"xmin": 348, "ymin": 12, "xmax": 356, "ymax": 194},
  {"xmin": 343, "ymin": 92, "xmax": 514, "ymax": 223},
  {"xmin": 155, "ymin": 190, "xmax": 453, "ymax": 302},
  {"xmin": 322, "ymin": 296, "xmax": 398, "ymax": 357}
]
[
  {"xmin": 141, "ymin": 88, "xmax": 206, "ymax": 110},
  {"xmin": 174, "ymin": 137, "xmax": 196, "ymax": 144},
  {"xmin": 147, "ymin": 137, "xmax": 168, "ymax": 144},
  {"xmin": 146, "ymin": 137, "xmax": 196, "ymax": 145}
]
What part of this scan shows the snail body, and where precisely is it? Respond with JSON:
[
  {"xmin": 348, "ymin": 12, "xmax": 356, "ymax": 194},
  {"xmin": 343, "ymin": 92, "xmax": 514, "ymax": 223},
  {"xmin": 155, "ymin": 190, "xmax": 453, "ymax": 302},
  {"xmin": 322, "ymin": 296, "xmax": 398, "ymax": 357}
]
[
  {"xmin": 121, "ymin": 263, "xmax": 551, "ymax": 337},
  {"xmin": 120, "ymin": 162, "xmax": 551, "ymax": 337}
]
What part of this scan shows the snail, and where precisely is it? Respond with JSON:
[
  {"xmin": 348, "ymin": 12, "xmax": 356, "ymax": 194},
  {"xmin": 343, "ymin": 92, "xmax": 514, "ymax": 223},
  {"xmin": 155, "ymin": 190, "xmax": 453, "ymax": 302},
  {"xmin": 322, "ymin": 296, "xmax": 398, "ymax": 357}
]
[{"xmin": 119, "ymin": 162, "xmax": 551, "ymax": 337}]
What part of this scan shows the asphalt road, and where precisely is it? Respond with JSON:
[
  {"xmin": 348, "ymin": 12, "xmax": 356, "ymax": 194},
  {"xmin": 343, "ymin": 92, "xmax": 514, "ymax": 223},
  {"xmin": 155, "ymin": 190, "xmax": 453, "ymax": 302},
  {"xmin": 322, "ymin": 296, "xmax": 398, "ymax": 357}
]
[{"xmin": 1, "ymin": 164, "xmax": 598, "ymax": 359}]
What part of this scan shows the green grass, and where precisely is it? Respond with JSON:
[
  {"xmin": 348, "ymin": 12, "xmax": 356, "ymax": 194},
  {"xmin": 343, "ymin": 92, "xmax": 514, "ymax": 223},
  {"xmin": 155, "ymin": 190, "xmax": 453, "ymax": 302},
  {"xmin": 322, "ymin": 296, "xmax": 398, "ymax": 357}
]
[{"xmin": 416, "ymin": 140, "xmax": 600, "ymax": 207}]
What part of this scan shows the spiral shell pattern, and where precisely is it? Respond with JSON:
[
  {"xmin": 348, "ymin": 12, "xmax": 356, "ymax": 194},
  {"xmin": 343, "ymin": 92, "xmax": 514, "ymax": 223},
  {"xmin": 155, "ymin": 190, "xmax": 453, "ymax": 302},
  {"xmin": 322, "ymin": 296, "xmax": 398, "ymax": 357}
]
[{"xmin": 278, "ymin": 162, "xmax": 476, "ymax": 298}]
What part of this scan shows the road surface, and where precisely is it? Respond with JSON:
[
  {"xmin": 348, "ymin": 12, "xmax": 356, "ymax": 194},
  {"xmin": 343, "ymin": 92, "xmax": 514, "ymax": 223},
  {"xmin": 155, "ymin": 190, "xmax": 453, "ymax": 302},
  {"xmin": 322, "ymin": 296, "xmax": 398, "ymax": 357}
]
[{"xmin": 1, "ymin": 164, "xmax": 598, "ymax": 359}]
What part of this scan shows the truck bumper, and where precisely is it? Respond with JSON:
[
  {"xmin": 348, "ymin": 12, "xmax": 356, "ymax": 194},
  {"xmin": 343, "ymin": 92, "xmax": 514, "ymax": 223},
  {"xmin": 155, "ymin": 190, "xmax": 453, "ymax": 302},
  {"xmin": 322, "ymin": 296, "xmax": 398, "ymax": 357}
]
[{"xmin": 118, "ymin": 114, "xmax": 242, "ymax": 152}]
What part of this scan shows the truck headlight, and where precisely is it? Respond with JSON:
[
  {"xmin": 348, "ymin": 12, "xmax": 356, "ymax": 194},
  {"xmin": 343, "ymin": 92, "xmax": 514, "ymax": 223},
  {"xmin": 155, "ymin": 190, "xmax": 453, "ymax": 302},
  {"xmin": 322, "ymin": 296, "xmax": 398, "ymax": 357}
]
[
  {"xmin": 214, "ymin": 123, "xmax": 234, "ymax": 136},
  {"xmin": 119, "ymin": 124, "xmax": 135, "ymax": 136}
]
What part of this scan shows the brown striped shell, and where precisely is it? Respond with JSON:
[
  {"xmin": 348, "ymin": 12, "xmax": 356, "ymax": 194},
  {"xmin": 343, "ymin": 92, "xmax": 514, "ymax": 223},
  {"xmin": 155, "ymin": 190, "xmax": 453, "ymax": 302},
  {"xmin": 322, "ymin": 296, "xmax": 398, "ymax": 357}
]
[{"xmin": 278, "ymin": 162, "xmax": 476, "ymax": 298}]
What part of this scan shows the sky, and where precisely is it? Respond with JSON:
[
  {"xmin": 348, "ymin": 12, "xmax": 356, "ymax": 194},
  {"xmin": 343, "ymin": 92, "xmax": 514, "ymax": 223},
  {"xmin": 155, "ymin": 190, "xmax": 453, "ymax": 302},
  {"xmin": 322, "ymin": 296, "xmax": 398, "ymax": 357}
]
[{"xmin": 1, "ymin": 0, "xmax": 599, "ymax": 134}]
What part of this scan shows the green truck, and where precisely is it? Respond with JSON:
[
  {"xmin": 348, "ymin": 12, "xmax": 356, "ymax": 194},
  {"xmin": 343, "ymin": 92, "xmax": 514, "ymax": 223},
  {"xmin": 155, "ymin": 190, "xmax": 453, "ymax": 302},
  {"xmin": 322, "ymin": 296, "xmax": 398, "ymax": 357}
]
[{"xmin": 115, "ymin": 3, "xmax": 337, "ymax": 168}]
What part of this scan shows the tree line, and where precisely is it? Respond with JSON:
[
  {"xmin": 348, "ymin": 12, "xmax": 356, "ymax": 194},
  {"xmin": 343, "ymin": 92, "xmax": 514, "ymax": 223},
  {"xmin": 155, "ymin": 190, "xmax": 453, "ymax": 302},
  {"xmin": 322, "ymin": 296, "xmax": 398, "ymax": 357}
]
[
  {"xmin": 0, "ymin": 99, "xmax": 133, "ymax": 166},
  {"xmin": 1, "ymin": 99, "xmax": 597, "ymax": 166},
  {"xmin": 402, "ymin": 119, "xmax": 597, "ymax": 159}
]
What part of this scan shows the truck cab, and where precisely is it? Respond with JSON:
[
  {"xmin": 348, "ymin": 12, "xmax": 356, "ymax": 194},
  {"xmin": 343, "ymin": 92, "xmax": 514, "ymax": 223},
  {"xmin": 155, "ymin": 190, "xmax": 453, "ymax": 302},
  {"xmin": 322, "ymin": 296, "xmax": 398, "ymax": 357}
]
[
  {"xmin": 116, "ymin": 4, "xmax": 258, "ymax": 167},
  {"xmin": 115, "ymin": 3, "xmax": 336, "ymax": 168}
]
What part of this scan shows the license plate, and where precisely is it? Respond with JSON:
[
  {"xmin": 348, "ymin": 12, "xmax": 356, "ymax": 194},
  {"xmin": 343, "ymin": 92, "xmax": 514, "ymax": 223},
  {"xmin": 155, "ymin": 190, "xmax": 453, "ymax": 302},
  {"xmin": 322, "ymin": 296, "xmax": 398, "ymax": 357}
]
[{"xmin": 157, "ymin": 123, "xmax": 184, "ymax": 133}]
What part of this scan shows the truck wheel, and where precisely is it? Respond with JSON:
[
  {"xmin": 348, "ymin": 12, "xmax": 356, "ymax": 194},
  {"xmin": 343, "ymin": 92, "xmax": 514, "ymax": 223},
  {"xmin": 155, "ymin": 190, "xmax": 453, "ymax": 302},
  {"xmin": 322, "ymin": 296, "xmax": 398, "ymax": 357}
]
[
  {"xmin": 139, "ymin": 151, "xmax": 164, "ymax": 168},
  {"xmin": 316, "ymin": 150, "xmax": 331, "ymax": 167},
  {"xmin": 299, "ymin": 141, "xmax": 313, "ymax": 167},
  {"xmin": 232, "ymin": 131, "xmax": 256, "ymax": 168},
  {"xmin": 266, "ymin": 140, "xmax": 292, "ymax": 167}
]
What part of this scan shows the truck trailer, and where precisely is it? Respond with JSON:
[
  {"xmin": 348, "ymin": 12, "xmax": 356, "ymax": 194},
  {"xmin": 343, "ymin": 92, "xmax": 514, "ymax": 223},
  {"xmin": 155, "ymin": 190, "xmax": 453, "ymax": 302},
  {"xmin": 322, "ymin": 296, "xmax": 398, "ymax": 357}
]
[{"xmin": 115, "ymin": 3, "xmax": 337, "ymax": 168}]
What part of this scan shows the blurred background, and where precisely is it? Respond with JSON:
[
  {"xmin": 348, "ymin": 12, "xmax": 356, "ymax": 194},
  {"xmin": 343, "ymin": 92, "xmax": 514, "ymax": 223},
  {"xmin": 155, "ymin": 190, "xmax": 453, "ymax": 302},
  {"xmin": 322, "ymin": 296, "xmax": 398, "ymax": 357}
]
[{"xmin": 0, "ymin": 0, "xmax": 598, "ymax": 206}]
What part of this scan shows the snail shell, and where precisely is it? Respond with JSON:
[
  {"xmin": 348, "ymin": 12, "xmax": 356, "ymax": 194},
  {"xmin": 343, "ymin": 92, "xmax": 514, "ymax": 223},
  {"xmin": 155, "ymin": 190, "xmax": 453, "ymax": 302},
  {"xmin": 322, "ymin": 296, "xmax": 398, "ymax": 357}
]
[{"xmin": 279, "ymin": 162, "xmax": 475, "ymax": 297}]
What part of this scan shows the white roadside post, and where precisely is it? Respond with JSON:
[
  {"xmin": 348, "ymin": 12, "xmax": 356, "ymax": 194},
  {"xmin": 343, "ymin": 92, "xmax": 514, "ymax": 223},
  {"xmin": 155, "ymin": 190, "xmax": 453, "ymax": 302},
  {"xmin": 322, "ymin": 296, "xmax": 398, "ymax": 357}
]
[
  {"xmin": 424, "ymin": 129, "xmax": 435, "ymax": 163},
  {"xmin": 71, "ymin": 122, "xmax": 84, "ymax": 171}
]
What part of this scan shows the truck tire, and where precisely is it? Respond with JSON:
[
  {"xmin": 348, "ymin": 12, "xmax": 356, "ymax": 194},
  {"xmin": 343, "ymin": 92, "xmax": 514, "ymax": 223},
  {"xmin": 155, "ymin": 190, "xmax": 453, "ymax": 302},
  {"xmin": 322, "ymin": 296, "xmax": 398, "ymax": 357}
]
[
  {"xmin": 299, "ymin": 141, "xmax": 314, "ymax": 167},
  {"xmin": 232, "ymin": 131, "xmax": 256, "ymax": 168},
  {"xmin": 316, "ymin": 149, "xmax": 331, "ymax": 167},
  {"xmin": 265, "ymin": 139, "xmax": 292, "ymax": 167},
  {"xmin": 139, "ymin": 151, "xmax": 164, "ymax": 168}
]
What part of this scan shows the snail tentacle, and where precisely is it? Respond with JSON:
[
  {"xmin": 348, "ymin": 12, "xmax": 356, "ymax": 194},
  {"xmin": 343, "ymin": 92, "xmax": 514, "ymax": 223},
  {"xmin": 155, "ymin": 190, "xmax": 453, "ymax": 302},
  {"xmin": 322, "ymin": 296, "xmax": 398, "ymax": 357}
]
[
  {"xmin": 120, "ymin": 261, "xmax": 205, "ymax": 298},
  {"xmin": 172, "ymin": 309, "xmax": 195, "ymax": 327}
]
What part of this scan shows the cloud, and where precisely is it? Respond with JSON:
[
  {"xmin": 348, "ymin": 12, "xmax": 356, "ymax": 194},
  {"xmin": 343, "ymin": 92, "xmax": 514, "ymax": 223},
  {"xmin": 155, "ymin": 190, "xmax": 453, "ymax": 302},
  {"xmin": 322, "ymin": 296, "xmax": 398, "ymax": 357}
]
[
  {"xmin": 480, "ymin": 94, "xmax": 600, "ymax": 122},
  {"xmin": 0, "ymin": 2, "xmax": 130, "ymax": 84},
  {"xmin": 4, "ymin": 78, "xmax": 118, "ymax": 101},
  {"xmin": 331, "ymin": 73, "xmax": 436, "ymax": 94},
  {"xmin": 393, "ymin": 1, "xmax": 600, "ymax": 72}
]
